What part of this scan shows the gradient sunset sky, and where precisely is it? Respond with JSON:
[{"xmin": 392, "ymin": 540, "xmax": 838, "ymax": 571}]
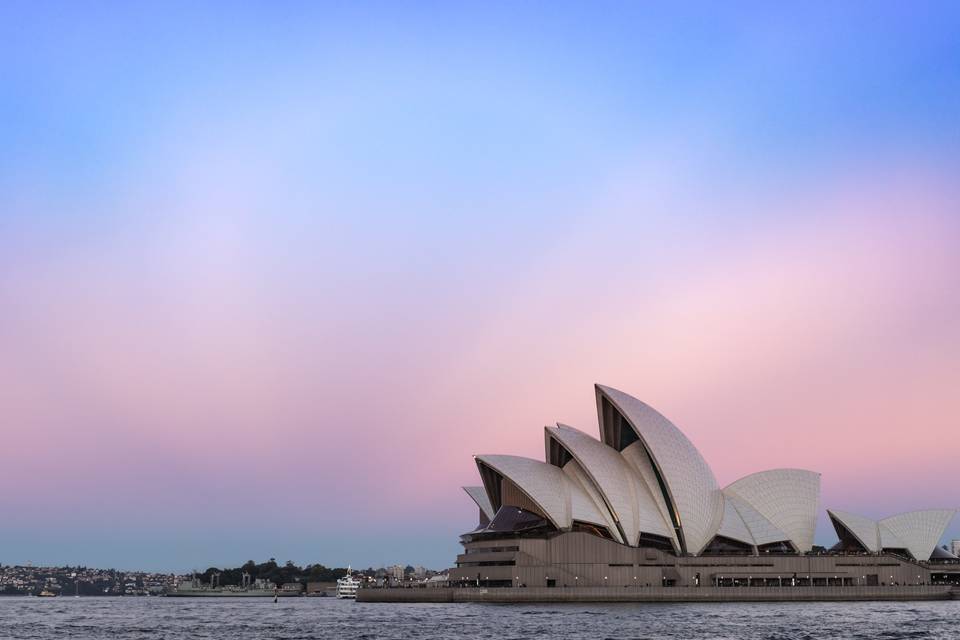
[{"xmin": 2, "ymin": 2, "xmax": 959, "ymax": 571}]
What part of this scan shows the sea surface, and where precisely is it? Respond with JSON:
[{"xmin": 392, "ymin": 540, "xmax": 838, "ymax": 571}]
[{"xmin": 0, "ymin": 596, "xmax": 958, "ymax": 639}]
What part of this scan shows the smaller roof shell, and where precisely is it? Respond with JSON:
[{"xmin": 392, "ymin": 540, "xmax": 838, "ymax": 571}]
[
  {"xmin": 545, "ymin": 424, "xmax": 673, "ymax": 545},
  {"xmin": 715, "ymin": 497, "xmax": 755, "ymax": 546},
  {"xmin": 827, "ymin": 509, "xmax": 881, "ymax": 552},
  {"xmin": 474, "ymin": 454, "xmax": 613, "ymax": 533},
  {"xmin": 878, "ymin": 522, "xmax": 908, "ymax": 551},
  {"xmin": 725, "ymin": 493, "xmax": 791, "ymax": 547},
  {"xmin": 880, "ymin": 510, "xmax": 957, "ymax": 561},
  {"xmin": 827, "ymin": 509, "xmax": 957, "ymax": 560},
  {"xmin": 620, "ymin": 441, "xmax": 681, "ymax": 551},
  {"xmin": 725, "ymin": 469, "xmax": 821, "ymax": 553},
  {"xmin": 463, "ymin": 486, "xmax": 495, "ymax": 522}
]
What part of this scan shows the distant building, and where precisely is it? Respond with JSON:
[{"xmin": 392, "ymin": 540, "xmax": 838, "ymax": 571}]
[
  {"xmin": 388, "ymin": 565, "xmax": 404, "ymax": 582},
  {"xmin": 425, "ymin": 574, "xmax": 448, "ymax": 588},
  {"xmin": 952, "ymin": 540, "xmax": 960, "ymax": 557}
]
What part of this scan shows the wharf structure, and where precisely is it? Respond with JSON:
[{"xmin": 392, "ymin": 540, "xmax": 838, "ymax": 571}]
[{"xmin": 360, "ymin": 385, "xmax": 960, "ymax": 603}]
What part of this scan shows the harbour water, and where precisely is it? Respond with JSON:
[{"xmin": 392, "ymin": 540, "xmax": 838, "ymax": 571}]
[{"xmin": 0, "ymin": 596, "xmax": 958, "ymax": 639}]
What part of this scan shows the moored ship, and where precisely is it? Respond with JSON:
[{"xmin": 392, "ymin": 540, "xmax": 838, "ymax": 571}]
[
  {"xmin": 336, "ymin": 567, "xmax": 360, "ymax": 599},
  {"xmin": 167, "ymin": 573, "xmax": 301, "ymax": 597}
]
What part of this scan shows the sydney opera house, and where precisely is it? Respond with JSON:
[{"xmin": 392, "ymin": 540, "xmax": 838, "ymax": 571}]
[{"xmin": 449, "ymin": 385, "xmax": 959, "ymax": 590}]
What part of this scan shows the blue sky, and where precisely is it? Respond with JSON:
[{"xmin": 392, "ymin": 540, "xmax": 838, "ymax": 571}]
[{"xmin": 1, "ymin": 2, "xmax": 959, "ymax": 571}]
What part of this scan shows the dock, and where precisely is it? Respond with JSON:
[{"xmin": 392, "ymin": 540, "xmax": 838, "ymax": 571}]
[{"xmin": 357, "ymin": 585, "xmax": 958, "ymax": 603}]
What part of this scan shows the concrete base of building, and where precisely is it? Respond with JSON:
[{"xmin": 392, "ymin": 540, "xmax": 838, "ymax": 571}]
[{"xmin": 357, "ymin": 585, "xmax": 957, "ymax": 603}]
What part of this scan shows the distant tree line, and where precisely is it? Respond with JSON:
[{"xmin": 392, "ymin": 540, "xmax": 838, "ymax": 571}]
[{"xmin": 198, "ymin": 559, "xmax": 353, "ymax": 586}]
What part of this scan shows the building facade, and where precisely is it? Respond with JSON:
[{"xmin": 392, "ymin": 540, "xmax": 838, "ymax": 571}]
[{"xmin": 448, "ymin": 385, "xmax": 960, "ymax": 588}]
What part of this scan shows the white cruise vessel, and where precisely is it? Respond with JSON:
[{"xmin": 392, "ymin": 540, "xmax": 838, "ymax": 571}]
[{"xmin": 336, "ymin": 567, "xmax": 360, "ymax": 599}]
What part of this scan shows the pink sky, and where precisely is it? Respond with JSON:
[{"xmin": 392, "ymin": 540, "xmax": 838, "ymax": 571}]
[
  {"xmin": 2, "ymin": 161, "xmax": 958, "ymax": 570},
  {"xmin": 3, "ymin": 3, "xmax": 959, "ymax": 570}
]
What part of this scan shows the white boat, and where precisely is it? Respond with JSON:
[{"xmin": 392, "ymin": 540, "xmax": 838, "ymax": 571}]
[{"xmin": 336, "ymin": 567, "xmax": 360, "ymax": 599}]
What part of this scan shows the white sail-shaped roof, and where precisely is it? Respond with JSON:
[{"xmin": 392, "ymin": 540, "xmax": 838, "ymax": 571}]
[
  {"xmin": 546, "ymin": 424, "xmax": 673, "ymax": 545},
  {"xmin": 931, "ymin": 545, "xmax": 959, "ymax": 560},
  {"xmin": 828, "ymin": 509, "xmax": 881, "ymax": 552},
  {"xmin": 463, "ymin": 486, "xmax": 495, "ymax": 522},
  {"xmin": 715, "ymin": 496, "xmax": 755, "ymax": 546},
  {"xmin": 560, "ymin": 459, "xmax": 623, "ymax": 541},
  {"xmin": 712, "ymin": 494, "xmax": 794, "ymax": 551},
  {"xmin": 880, "ymin": 510, "xmax": 957, "ymax": 561},
  {"xmin": 725, "ymin": 493, "xmax": 791, "ymax": 546},
  {"xmin": 620, "ymin": 441, "xmax": 681, "ymax": 552},
  {"xmin": 878, "ymin": 522, "xmax": 908, "ymax": 550},
  {"xmin": 596, "ymin": 385, "xmax": 723, "ymax": 554},
  {"xmin": 828, "ymin": 508, "xmax": 957, "ymax": 560},
  {"xmin": 465, "ymin": 383, "xmax": 948, "ymax": 562},
  {"xmin": 474, "ymin": 454, "xmax": 612, "ymax": 533},
  {"xmin": 724, "ymin": 469, "xmax": 820, "ymax": 553}
]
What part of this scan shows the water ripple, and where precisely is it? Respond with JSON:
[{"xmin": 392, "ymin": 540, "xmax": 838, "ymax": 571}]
[{"xmin": 0, "ymin": 597, "xmax": 958, "ymax": 639}]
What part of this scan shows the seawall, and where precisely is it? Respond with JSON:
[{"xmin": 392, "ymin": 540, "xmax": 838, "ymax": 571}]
[{"xmin": 358, "ymin": 585, "xmax": 956, "ymax": 603}]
